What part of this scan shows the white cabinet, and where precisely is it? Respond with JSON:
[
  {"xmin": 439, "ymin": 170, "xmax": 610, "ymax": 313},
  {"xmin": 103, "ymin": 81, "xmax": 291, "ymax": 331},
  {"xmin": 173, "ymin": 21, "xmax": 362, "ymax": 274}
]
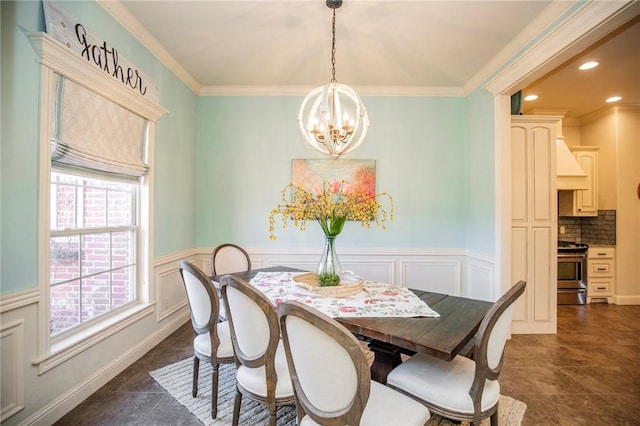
[
  {"xmin": 511, "ymin": 116, "xmax": 558, "ymax": 333},
  {"xmin": 587, "ymin": 246, "xmax": 615, "ymax": 303},
  {"xmin": 559, "ymin": 147, "xmax": 599, "ymax": 217}
]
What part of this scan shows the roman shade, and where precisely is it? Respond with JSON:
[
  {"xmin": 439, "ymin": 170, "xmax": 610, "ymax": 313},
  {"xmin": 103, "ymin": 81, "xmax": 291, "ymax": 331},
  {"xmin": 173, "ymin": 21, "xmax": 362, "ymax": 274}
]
[{"xmin": 51, "ymin": 74, "xmax": 149, "ymax": 177}]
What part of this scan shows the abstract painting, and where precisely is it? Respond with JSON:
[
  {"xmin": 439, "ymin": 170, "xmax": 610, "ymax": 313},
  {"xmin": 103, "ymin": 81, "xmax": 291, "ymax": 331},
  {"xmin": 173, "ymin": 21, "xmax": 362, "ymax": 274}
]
[{"xmin": 291, "ymin": 158, "xmax": 376, "ymax": 199}]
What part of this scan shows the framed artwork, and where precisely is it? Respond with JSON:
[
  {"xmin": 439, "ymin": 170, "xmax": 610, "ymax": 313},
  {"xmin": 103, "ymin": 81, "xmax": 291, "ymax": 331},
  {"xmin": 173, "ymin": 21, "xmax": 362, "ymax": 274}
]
[{"xmin": 291, "ymin": 158, "xmax": 376, "ymax": 203}]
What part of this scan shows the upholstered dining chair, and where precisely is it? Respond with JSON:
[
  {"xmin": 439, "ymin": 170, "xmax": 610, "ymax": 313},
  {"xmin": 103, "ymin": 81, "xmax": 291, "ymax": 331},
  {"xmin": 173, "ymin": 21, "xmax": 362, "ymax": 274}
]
[
  {"xmin": 177, "ymin": 260, "xmax": 235, "ymax": 419},
  {"xmin": 220, "ymin": 275, "xmax": 295, "ymax": 426},
  {"xmin": 210, "ymin": 243, "xmax": 251, "ymax": 321},
  {"xmin": 277, "ymin": 300, "xmax": 432, "ymax": 426},
  {"xmin": 386, "ymin": 280, "xmax": 526, "ymax": 426}
]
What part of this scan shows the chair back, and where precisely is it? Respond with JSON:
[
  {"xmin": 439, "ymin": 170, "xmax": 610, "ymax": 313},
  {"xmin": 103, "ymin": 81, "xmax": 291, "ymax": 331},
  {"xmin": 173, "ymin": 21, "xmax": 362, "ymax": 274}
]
[
  {"xmin": 278, "ymin": 301, "xmax": 370, "ymax": 426},
  {"xmin": 469, "ymin": 280, "xmax": 526, "ymax": 423},
  {"xmin": 211, "ymin": 243, "xmax": 251, "ymax": 277},
  {"xmin": 178, "ymin": 261, "xmax": 220, "ymax": 350},
  {"xmin": 220, "ymin": 275, "xmax": 279, "ymax": 369}
]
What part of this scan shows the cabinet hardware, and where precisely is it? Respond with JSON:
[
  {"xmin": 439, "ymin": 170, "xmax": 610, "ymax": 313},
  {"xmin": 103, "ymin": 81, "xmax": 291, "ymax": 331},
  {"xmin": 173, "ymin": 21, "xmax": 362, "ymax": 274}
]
[{"xmin": 597, "ymin": 252, "xmax": 607, "ymax": 256}]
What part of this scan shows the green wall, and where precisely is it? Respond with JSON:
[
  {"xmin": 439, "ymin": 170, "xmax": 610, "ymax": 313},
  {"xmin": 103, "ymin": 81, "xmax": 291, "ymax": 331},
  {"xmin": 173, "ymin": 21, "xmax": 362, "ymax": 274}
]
[
  {"xmin": 465, "ymin": 89, "xmax": 496, "ymax": 253},
  {"xmin": 0, "ymin": 0, "xmax": 198, "ymax": 294},
  {"xmin": 195, "ymin": 95, "xmax": 478, "ymax": 249},
  {"xmin": 1, "ymin": 0, "xmax": 47, "ymax": 295}
]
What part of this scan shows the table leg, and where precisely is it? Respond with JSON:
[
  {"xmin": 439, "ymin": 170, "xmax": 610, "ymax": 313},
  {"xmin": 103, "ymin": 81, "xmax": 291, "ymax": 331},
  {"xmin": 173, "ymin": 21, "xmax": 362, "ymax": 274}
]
[{"xmin": 367, "ymin": 340, "xmax": 403, "ymax": 384}]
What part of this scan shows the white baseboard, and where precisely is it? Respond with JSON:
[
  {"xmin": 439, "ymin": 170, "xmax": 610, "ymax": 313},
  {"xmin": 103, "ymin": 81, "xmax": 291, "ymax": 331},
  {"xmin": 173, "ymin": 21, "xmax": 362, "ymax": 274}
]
[{"xmin": 614, "ymin": 295, "xmax": 640, "ymax": 305}]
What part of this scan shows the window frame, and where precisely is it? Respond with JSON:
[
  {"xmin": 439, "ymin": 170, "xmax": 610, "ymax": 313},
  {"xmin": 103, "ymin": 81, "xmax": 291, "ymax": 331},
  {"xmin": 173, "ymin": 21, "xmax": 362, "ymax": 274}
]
[
  {"xmin": 30, "ymin": 33, "xmax": 167, "ymax": 374},
  {"xmin": 49, "ymin": 168, "xmax": 140, "ymax": 339}
]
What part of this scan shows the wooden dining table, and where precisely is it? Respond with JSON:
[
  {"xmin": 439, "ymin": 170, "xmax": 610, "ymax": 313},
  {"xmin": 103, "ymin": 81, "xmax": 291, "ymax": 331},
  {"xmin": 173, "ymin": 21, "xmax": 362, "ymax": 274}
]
[{"xmin": 214, "ymin": 266, "xmax": 493, "ymax": 384}]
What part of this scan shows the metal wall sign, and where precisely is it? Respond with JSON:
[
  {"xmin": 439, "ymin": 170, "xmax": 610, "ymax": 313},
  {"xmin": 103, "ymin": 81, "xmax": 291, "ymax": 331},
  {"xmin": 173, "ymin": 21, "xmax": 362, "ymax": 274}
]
[{"xmin": 43, "ymin": 1, "xmax": 160, "ymax": 103}]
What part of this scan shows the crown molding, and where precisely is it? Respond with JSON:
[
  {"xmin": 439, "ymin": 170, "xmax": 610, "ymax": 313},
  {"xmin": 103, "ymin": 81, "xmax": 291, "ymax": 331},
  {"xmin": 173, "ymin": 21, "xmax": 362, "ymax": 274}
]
[
  {"xmin": 465, "ymin": 0, "xmax": 575, "ymax": 95},
  {"xmin": 580, "ymin": 104, "xmax": 640, "ymax": 125},
  {"xmin": 97, "ymin": 0, "xmax": 201, "ymax": 95},
  {"xmin": 483, "ymin": 0, "xmax": 640, "ymax": 96},
  {"xmin": 198, "ymin": 85, "xmax": 465, "ymax": 97}
]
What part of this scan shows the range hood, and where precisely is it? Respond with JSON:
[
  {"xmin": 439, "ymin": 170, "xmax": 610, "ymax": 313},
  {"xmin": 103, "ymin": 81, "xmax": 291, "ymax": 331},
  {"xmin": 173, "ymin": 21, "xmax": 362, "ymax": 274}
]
[
  {"xmin": 557, "ymin": 138, "xmax": 588, "ymax": 190},
  {"xmin": 555, "ymin": 119, "xmax": 588, "ymax": 190}
]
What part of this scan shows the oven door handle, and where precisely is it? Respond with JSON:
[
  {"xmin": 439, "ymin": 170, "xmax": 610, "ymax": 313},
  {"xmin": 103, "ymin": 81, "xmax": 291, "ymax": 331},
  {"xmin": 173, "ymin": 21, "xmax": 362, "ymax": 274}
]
[{"xmin": 557, "ymin": 254, "xmax": 587, "ymax": 262}]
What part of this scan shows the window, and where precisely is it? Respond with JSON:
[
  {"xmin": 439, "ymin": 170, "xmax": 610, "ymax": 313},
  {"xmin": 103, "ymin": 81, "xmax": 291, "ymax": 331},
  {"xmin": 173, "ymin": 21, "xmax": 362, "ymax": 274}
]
[{"xmin": 49, "ymin": 171, "xmax": 139, "ymax": 336}]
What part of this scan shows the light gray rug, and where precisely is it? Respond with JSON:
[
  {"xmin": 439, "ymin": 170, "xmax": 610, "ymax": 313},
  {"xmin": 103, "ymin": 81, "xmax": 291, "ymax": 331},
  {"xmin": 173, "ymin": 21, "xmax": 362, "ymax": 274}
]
[{"xmin": 150, "ymin": 358, "xmax": 526, "ymax": 426}]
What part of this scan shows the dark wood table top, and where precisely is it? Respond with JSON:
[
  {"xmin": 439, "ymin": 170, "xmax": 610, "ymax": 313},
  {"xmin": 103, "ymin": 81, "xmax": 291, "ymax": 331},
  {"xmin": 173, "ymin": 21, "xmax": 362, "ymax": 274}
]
[{"xmin": 216, "ymin": 266, "xmax": 492, "ymax": 362}]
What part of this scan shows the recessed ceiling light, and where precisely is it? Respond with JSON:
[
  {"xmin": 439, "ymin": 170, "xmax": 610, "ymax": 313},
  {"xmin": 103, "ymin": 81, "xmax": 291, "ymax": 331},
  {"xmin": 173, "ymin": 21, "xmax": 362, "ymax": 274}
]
[
  {"xmin": 579, "ymin": 61, "xmax": 599, "ymax": 70},
  {"xmin": 524, "ymin": 94, "xmax": 538, "ymax": 101},
  {"xmin": 606, "ymin": 96, "xmax": 622, "ymax": 103}
]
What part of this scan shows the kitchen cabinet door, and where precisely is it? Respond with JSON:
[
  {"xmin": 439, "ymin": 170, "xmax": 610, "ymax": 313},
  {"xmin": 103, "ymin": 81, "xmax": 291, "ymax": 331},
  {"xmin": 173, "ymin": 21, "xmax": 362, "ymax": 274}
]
[
  {"xmin": 559, "ymin": 147, "xmax": 599, "ymax": 217},
  {"xmin": 573, "ymin": 149, "xmax": 598, "ymax": 216}
]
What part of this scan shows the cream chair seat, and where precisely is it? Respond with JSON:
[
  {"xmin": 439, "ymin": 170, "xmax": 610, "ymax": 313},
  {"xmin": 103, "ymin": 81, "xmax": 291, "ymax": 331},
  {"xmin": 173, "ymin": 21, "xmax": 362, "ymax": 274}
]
[{"xmin": 234, "ymin": 342, "xmax": 293, "ymax": 398}]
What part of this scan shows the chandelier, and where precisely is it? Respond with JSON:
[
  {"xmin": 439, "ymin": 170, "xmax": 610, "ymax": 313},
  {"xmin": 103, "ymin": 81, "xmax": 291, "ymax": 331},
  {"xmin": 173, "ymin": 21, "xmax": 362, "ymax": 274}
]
[{"xmin": 298, "ymin": 0, "xmax": 369, "ymax": 158}]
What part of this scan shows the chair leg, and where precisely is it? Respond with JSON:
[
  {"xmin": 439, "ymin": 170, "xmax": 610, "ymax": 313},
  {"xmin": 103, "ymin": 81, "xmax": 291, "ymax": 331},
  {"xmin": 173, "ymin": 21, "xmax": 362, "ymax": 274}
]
[
  {"xmin": 490, "ymin": 406, "xmax": 499, "ymax": 426},
  {"xmin": 232, "ymin": 390, "xmax": 242, "ymax": 426},
  {"xmin": 192, "ymin": 356, "xmax": 200, "ymax": 397},
  {"xmin": 268, "ymin": 406, "xmax": 277, "ymax": 426},
  {"xmin": 211, "ymin": 363, "xmax": 219, "ymax": 419}
]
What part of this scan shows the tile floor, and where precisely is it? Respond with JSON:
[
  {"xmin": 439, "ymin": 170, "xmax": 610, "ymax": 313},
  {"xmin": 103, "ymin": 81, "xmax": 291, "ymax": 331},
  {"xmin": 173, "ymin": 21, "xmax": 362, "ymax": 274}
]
[{"xmin": 55, "ymin": 303, "xmax": 640, "ymax": 425}]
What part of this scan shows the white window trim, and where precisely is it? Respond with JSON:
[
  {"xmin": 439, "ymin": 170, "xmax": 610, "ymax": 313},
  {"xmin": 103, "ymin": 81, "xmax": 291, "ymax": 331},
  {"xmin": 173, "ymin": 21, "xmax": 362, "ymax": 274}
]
[{"xmin": 29, "ymin": 32, "xmax": 167, "ymax": 374}]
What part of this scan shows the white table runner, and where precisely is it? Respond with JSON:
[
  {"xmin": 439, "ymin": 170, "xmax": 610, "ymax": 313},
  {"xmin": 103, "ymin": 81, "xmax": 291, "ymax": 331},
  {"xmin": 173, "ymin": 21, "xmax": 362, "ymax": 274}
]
[{"xmin": 249, "ymin": 271, "xmax": 440, "ymax": 318}]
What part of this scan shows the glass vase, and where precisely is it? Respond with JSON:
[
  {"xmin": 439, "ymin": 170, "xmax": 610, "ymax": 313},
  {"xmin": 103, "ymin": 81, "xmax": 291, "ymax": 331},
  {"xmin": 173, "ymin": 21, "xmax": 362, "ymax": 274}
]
[{"xmin": 317, "ymin": 235, "xmax": 342, "ymax": 287}]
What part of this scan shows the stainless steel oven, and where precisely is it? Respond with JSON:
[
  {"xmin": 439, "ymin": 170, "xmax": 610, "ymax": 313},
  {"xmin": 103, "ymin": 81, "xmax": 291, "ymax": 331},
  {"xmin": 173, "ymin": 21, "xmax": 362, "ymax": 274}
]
[{"xmin": 557, "ymin": 241, "xmax": 588, "ymax": 305}]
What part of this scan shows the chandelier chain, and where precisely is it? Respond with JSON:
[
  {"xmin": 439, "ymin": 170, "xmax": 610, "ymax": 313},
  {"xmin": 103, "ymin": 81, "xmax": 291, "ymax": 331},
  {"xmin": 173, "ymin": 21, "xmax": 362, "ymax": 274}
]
[{"xmin": 331, "ymin": 8, "xmax": 337, "ymax": 83}]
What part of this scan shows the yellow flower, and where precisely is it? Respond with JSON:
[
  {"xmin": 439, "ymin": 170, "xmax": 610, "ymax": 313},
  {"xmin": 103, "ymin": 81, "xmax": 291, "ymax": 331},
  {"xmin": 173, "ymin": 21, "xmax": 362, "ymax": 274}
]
[{"xmin": 268, "ymin": 180, "xmax": 393, "ymax": 240}]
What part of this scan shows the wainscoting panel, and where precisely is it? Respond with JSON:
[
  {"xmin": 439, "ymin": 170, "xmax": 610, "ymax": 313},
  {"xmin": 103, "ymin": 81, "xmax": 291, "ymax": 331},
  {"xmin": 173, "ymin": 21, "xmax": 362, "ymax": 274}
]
[
  {"xmin": 340, "ymin": 260, "xmax": 395, "ymax": 285},
  {"xmin": 402, "ymin": 261, "xmax": 461, "ymax": 295},
  {"xmin": 464, "ymin": 254, "xmax": 496, "ymax": 301},
  {"xmin": 155, "ymin": 263, "xmax": 189, "ymax": 321},
  {"xmin": 0, "ymin": 319, "xmax": 25, "ymax": 421}
]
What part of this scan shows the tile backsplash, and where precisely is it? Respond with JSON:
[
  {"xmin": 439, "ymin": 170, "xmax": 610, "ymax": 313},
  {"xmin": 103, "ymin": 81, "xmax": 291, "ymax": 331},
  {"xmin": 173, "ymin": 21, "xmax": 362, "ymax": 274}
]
[{"xmin": 558, "ymin": 210, "xmax": 616, "ymax": 245}]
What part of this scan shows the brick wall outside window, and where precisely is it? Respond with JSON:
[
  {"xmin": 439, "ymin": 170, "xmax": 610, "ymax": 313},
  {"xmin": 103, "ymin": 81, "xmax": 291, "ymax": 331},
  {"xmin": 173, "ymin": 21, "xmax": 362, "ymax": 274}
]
[{"xmin": 50, "ymin": 172, "xmax": 136, "ymax": 336}]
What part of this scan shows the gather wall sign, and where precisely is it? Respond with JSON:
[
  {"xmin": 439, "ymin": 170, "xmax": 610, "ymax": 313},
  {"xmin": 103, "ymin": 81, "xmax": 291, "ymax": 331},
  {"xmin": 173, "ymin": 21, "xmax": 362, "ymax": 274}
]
[{"xmin": 42, "ymin": 0, "xmax": 159, "ymax": 103}]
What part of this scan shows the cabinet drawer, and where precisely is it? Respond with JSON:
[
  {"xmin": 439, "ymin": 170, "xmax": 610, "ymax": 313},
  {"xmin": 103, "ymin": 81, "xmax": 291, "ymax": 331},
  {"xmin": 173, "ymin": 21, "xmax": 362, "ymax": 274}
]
[
  {"xmin": 589, "ymin": 281, "xmax": 612, "ymax": 296},
  {"xmin": 589, "ymin": 262, "xmax": 613, "ymax": 276},
  {"xmin": 588, "ymin": 247, "xmax": 614, "ymax": 259}
]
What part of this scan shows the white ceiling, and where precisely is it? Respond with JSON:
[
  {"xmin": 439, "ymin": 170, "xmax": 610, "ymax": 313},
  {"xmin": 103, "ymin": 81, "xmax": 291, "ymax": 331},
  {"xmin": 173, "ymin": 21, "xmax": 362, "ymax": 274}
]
[
  {"xmin": 103, "ymin": 0, "xmax": 639, "ymax": 118},
  {"xmin": 522, "ymin": 16, "xmax": 640, "ymax": 118}
]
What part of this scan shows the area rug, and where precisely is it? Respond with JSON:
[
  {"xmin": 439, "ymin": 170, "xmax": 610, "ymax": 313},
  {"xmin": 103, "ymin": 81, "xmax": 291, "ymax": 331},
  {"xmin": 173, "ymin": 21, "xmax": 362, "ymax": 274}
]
[{"xmin": 150, "ymin": 358, "xmax": 526, "ymax": 425}]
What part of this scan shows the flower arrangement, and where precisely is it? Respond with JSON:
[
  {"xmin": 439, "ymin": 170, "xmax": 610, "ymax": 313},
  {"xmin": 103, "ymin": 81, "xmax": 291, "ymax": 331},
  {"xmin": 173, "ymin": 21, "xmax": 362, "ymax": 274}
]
[
  {"xmin": 268, "ymin": 179, "xmax": 394, "ymax": 240},
  {"xmin": 269, "ymin": 179, "xmax": 393, "ymax": 286}
]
